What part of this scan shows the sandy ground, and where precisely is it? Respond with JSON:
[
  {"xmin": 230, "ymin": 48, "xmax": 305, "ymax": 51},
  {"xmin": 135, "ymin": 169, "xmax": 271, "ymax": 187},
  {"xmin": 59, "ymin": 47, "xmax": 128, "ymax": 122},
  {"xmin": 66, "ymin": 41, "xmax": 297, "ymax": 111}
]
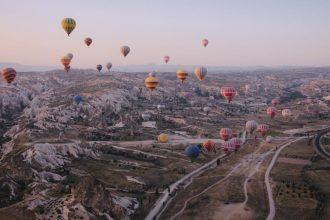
[{"xmin": 277, "ymin": 157, "xmax": 311, "ymax": 165}]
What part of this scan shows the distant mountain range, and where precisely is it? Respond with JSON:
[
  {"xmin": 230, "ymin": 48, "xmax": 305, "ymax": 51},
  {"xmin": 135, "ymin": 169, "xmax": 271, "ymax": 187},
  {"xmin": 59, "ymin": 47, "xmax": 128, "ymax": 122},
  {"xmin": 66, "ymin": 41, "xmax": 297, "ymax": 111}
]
[{"xmin": 1, "ymin": 62, "xmax": 329, "ymax": 73}]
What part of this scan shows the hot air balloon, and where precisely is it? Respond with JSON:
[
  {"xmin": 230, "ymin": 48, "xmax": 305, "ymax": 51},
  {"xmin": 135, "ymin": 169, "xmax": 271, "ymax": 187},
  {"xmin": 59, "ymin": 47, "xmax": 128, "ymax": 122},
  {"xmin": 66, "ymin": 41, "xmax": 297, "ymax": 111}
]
[
  {"xmin": 219, "ymin": 128, "xmax": 233, "ymax": 141},
  {"xmin": 202, "ymin": 39, "xmax": 209, "ymax": 47},
  {"xmin": 67, "ymin": 53, "xmax": 73, "ymax": 60},
  {"xmin": 266, "ymin": 107, "xmax": 277, "ymax": 119},
  {"xmin": 158, "ymin": 133, "xmax": 169, "ymax": 143},
  {"xmin": 74, "ymin": 95, "xmax": 82, "ymax": 104},
  {"xmin": 185, "ymin": 144, "xmax": 201, "ymax": 159},
  {"xmin": 203, "ymin": 106, "xmax": 211, "ymax": 115},
  {"xmin": 257, "ymin": 124, "xmax": 269, "ymax": 137},
  {"xmin": 64, "ymin": 65, "xmax": 71, "ymax": 72},
  {"xmin": 231, "ymin": 138, "xmax": 243, "ymax": 151},
  {"xmin": 157, "ymin": 104, "xmax": 166, "ymax": 110},
  {"xmin": 141, "ymin": 112, "xmax": 151, "ymax": 121},
  {"xmin": 282, "ymin": 109, "xmax": 292, "ymax": 118},
  {"xmin": 1, "ymin": 68, "xmax": 16, "ymax": 84},
  {"xmin": 202, "ymin": 140, "xmax": 215, "ymax": 152},
  {"xmin": 222, "ymin": 140, "xmax": 234, "ymax": 154},
  {"xmin": 61, "ymin": 18, "xmax": 76, "ymax": 36},
  {"xmin": 265, "ymin": 136, "xmax": 273, "ymax": 143},
  {"xmin": 149, "ymin": 71, "xmax": 156, "ymax": 77},
  {"xmin": 246, "ymin": 120, "xmax": 258, "ymax": 134},
  {"xmin": 145, "ymin": 76, "xmax": 159, "ymax": 92},
  {"xmin": 271, "ymin": 98, "xmax": 280, "ymax": 106},
  {"xmin": 106, "ymin": 62, "xmax": 112, "ymax": 71},
  {"xmin": 96, "ymin": 64, "xmax": 102, "ymax": 72},
  {"xmin": 120, "ymin": 46, "xmax": 130, "ymax": 57},
  {"xmin": 84, "ymin": 37, "xmax": 92, "ymax": 47},
  {"xmin": 194, "ymin": 66, "xmax": 207, "ymax": 81},
  {"xmin": 176, "ymin": 69, "xmax": 188, "ymax": 83},
  {"xmin": 61, "ymin": 55, "xmax": 71, "ymax": 67},
  {"xmin": 163, "ymin": 56, "xmax": 170, "ymax": 64},
  {"xmin": 220, "ymin": 87, "xmax": 236, "ymax": 103}
]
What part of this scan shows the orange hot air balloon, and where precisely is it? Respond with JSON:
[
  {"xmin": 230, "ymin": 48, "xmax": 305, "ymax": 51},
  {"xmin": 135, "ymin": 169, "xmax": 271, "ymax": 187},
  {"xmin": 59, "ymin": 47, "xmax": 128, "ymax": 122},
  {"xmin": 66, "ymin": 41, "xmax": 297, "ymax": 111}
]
[
  {"xmin": 145, "ymin": 76, "xmax": 159, "ymax": 92},
  {"xmin": 176, "ymin": 69, "xmax": 188, "ymax": 83},
  {"xmin": 64, "ymin": 65, "xmax": 71, "ymax": 73},
  {"xmin": 220, "ymin": 87, "xmax": 236, "ymax": 103},
  {"xmin": 202, "ymin": 39, "xmax": 209, "ymax": 47},
  {"xmin": 282, "ymin": 109, "xmax": 292, "ymax": 118},
  {"xmin": 266, "ymin": 107, "xmax": 277, "ymax": 119},
  {"xmin": 2, "ymin": 68, "xmax": 16, "ymax": 84},
  {"xmin": 194, "ymin": 66, "xmax": 207, "ymax": 81},
  {"xmin": 257, "ymin": 124, "xmax": 269, "ymax": 137},
  {"xmin": 61, "ymin": 55, "xmax": 71, "ymax": 67},
  {"xmin": 120, "ymin": 46, "xmax": 130, "ymax": 57},
  {"xmin": 219, "ymin": 128, "xmax": 233, "ymax": 141},
  {"xmin": 203, "ymin": 140, "xmax": 215, "ymax": 152},
  {"xmin": 163, "ymin": 56, "xmax": 170, "ymax": 64},
  {"xmin": 84, "ymin": 37, "xmax": 92, "ymax": 47}
]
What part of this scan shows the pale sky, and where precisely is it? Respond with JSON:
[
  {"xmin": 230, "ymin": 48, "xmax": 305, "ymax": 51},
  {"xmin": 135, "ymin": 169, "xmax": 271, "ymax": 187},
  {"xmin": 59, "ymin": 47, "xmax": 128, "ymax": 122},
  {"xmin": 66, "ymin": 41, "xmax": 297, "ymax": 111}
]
[{"xmin": 0, "ymin": 0, "xmax": 329, "ymax": 68}]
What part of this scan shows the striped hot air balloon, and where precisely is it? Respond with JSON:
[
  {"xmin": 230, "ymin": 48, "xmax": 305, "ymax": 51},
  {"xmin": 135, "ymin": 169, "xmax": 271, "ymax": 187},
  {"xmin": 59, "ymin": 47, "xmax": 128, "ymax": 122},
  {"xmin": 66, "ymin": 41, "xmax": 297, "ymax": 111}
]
[
  {"xmin": 219, "ymin": 128, "xmax": 233, "ymax": 141},
  {"xmin": 145, "ymin": 76, "xmax": 159, "ymax": 92},
  {"xmin": 257, "ymin": 124, "xmax": 269, "ymax": 137},
  {"xmin": 163, "ymin": 56, "xmax": 170, "ymax": 64},
  {"xmin": 176, "ymin": 69, "xmax": 188, "ymax": 83},
  {"xmin": 220, "ymin": 87, "xmax": 236, "ymax": 103},
  {"xmin": 120, "ymin": 46, "xmax": 130, "ymax": 57},
  {"xmin": 246, "ymin": 120, "xmax": 258, "ymax": 134},
  {"xmin": 231, "ymin": 138, "xmax": 243, "ymax": 151},
  {"xmin": 194, "ymin": 66, "xmax": 207, "ymax": 81},
  {"xmin": 2, "ymin": 68, "xmax": 16, "ymax": 84},
  {"xmin": 282, "ymin": 109, "xmax": 292, "ymax": 118},
  {"xmin": 266, "ymin": 107, "xmax": 277, "ymax": 119},
  {"xmin": 61, "ymin": 18, "xmax": 76, "ymax": 36},
  {"xmin": 222, "ymin": 140, "xmax": 234, "ymax": 154},
  {"xmin": 202, "ymin": 39, "xmax": 209, "ymax": 47},
  {"xmin": 84, "ymin": 37, "xmax": 92, "ymax": 47}
]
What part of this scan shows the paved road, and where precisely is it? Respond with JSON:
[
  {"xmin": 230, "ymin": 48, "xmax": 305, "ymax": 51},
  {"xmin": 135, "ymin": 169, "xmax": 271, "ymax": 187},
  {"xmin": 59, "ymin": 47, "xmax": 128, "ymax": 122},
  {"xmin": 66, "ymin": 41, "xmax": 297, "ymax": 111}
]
[
  {"xmin": 265, "ymin": 137, "xmax": 306, "ymax": 220},
  {"xmin": 313, "ymin": 128, "xmax": 330, "ymax": 160}
]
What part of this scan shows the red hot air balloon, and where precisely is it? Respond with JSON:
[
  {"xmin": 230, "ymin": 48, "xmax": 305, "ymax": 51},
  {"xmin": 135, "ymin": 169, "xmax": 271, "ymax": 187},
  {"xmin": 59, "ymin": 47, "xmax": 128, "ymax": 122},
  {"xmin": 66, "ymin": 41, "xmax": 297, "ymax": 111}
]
[
  {"xmin": 163, "ymin": 56, "xmax": 170, "ymax": 64},
  {"xmin": 2, "ymin": 68, "xmax": 16, "ymax": 84},
  {"xmin": 202, "ymin": 39, "xmax": 209, "ymax": 47},
  {"xmin": 266, "ymin": 107, "xmax": 277, "ymax": 119},
  {"xmin": 231, "ymin": 138, "xmax": 243, "ymax": 151},
  {"xmin": 84, "ymin": 37, "xmax": 92, "ymax": 47},
  {"xmin": 220, "ymin": 87, "xmax": 236, "ymax": 103},
  {"xmin": 203, "ymin": 140, "xmax": 215, "ymax": 152},
  {"xmin": 222, "ymin": 140, "xmax": 234, "ymax": 154},
  {"xmin": 257, "ymin": 124, "xmax": 269, "ymax": 137},
  {"xmin": 219, "ymin": 128, "xmax": 233, "ymax": 141}
]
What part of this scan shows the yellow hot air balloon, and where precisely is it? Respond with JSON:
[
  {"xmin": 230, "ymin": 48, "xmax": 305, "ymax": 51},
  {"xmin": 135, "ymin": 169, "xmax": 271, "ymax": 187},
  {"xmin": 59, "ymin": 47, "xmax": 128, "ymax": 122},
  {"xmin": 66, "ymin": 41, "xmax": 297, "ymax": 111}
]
[
  {"xmin": 158, "ymin": 133, "xmax": 169, "ymax": 143},
  {"xmin": 145, "ymin": 76, "xmax": 159, "ymax": 92},
  {"xmin": 176, "ymin": 69, "xmax": 188, "ymax": 83},
  {"xmin": 61, "ymin": 18, "xmax": 76, "ymax": 36}
]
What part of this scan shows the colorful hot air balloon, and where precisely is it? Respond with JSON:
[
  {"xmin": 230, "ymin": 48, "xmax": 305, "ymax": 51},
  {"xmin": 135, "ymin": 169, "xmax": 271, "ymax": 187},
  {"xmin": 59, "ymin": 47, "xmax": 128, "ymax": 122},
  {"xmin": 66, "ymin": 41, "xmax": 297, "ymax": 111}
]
[
  {"xmin": 231, "ymin": 138, "xmax": 243, "ymax": 151},
  {"xmin": 84, "ymin": 37, "xmax": 92, "ymax": 47},
  {"xmin": 265, "ymin": 136, "xmax": 273, "ymax": 143},
  {"xmin": 67, "ymin": 53, "xmax": 73, "ymax": 60},
  {"xmin": 222, "ymin": 140, "xmax": 234, "ymax": 154},
  {"xmin": 271, "ymin": 98, "xmax": 280, "ymax": 106},
  {"xmin": 141, "ymin": 112, "xmax": 151, "ymax": 121},
  {"xmin": 176, "ymin": 69, "xmax": 188, "ymax": 83},
  {"xmin": 106, "ymin": 62, "xmax": 112, "ymax": 71},
  {"xmin": 163, "ymin": 56, "xmax": 170, "ymax": 64},
  {"xmin": 61, "ymin": 18, "xmax": 76, "ymax": 36},
  {"xmin": 257, "ymin": 124, "xmax": 269, "ymax": 137},
  {"xmin": 145, "ymin": 76, "xmax": 159, "ymax": 92},
  {"xmin": 266, "ymin": 107, "xmax": 277, "ymax": 119},
  {"xmin": 194, "ymin": 66, "xmax": 207, "ymax": 81},
  {"xmin": 64, "ymin": 65, "xmax": 71, "ymax": 72},
  {"xmin": 203, "ymin": 106, "xmax": 211, "ymax": 115},
  {"xmin": 96, "ymin": 64, "xmax": 102, "ymax": 72},
  {"xmin": 120, "ymin": 46, "xmax": 130, "ymax": 57},
  {"xmin": 1, "ymin": 68, "xmax": 16, "ymax": 84},
  {"xmin": 202, "ymin": 39, "xmax": 209, "ymax": 47},
  {"xmin": 219, "ymin": 128, "xmax": 233, "ymax": 141},
  {"xmin": 220, "ymin": 87, "xmax": 236, "ymax": 103},
  {"xmin": 202, "ymin": 140, "xmax": 215, "ymax": 152},
  {"xmin": 246, "ymin": 120, "xmax": 258, "ymax": 134},
  {"xmin": 282, "ymin": 109, "xmax": 292, "ymax": 118},
  {"xmin": 185, "ymin": 144, "xmax": 201, "ymax": 159},
  {"xmin": 74, "ymin": 95, "xmax": 82, "ymax": 104},
  {"xmin": 158, "ymin": 133, "xmax": 169, "ymax": 143},
  {"xmin": 61, "ymin": 55, "xmax": 71, "ymax": 67}
]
